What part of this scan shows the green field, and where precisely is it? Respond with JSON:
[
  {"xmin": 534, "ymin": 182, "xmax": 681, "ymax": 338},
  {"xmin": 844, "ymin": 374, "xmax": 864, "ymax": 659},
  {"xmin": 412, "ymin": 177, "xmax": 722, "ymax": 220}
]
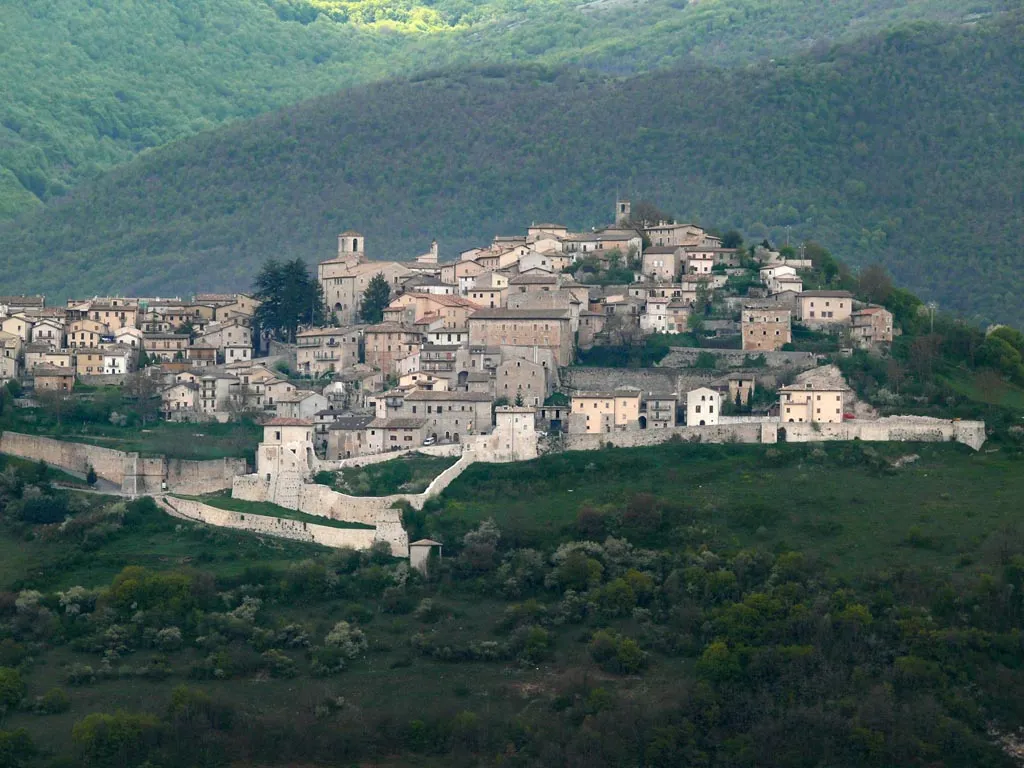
[
  {"xmin": 315, "ymin": 452, "xmax": 459, "ymax": 496},
  {"xmin": 422, "ymin": 441, "xmax": 1022, "ymax": 576}
]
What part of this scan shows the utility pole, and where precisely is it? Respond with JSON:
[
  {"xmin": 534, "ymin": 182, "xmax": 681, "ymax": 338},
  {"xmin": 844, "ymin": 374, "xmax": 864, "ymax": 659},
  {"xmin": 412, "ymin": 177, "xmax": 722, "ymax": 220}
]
[{"xmin": 927, "ymin": 301, "xmax": 938, "ymax": 333}]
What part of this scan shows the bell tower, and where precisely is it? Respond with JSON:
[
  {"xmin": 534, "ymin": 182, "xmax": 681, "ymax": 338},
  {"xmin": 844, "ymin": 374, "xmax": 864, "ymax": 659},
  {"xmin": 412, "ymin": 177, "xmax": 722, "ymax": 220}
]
[
  {"xmin": 615, "ymin": 199, "xmax": 631, "ymax": 226},
  {"xmin": 337, "ymin": 230, "xmax": 366, "ymax": 264}
]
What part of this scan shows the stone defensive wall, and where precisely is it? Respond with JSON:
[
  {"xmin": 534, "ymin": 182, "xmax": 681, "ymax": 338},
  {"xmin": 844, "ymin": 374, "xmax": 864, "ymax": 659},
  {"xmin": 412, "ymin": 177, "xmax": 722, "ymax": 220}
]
[
  {"xmin": 0, "ymin": 431, "xmax": 247, "ymax": 495},
  {"xmin": 156, "ymin": 496, "xmax": 377, "ymax": 550},
  {"xmin": 558, "ymin": 416, "xmax": 985, "ymax": 452},
  {"xmin": 232, "ymin": 454, "xmax": 478, "ymax": 556},
  {"xmin": 318, "ymin": 443, "xmax": 462, "ymax": 471}
]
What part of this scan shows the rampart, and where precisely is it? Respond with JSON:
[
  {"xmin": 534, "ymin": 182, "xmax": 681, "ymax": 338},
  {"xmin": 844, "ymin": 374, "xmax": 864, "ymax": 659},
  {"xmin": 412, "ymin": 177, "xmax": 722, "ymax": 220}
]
[
  {"xmin": 157, "ymin": 496, "xmax": 377, "ymax": 550},
  {"xmin": 556, "ymin": 416, "xmax": 985, "ymax": 452},
  {"xmin": 233, "ymin": 454, "xmax": 479, "ymax": 556},
  {"xmin": 0, "ymin": 431, "xmax": 247, "ymax": 495}
]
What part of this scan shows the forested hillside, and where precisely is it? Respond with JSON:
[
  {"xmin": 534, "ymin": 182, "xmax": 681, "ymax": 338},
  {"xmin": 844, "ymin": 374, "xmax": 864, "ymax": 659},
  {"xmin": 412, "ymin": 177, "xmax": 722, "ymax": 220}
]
[
  {"xmin": 0, "ymin": 0, "xmax": 1009, "ymax": 216},
  {"xmin": 0, "ymin": 15, "xmax": 1021, "ymax": 323}
]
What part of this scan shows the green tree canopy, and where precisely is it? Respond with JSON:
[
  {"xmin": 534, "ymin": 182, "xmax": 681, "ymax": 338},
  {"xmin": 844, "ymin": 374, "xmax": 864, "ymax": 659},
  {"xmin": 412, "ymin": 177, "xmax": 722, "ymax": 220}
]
[
  {"xmin": 254, "ymin": 258, "xmax": 325, "ymax": 342},
  {"xmin": 360, "ymin": 273, "xmax": 392, "ymax": 324}
]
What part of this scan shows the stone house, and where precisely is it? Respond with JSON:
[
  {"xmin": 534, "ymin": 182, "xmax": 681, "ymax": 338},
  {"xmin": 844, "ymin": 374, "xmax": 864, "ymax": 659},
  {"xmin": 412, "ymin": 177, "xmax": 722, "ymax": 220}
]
[
  {"xmin": 519, "ymin": 250, "xmax": 570, "ymax": 274},
  {"xmin": 727, "ymin": 373, "xmax": 756, "ymax": 405},
  {"xmin": 326, "ymin": 415, "xmax": 375, "ymax": 459},
  {"xmin": 34, "ymin": 365, "xmax": 75, "ymax": 391},
  {"xmin": 30, "ymin": 318, "xmax": 65, "ymax": 346},
  {"xmin": 67, "ymin": 319, "xmax": 107, "ymax": 348},
  {"xmin": 641, "ymin": 246, "xmax": 681, "ymax": 282},
  {"xmin": 467, "ymin": 272, "xmax": 508, "ymax": 309},
  {"xmin": 366, "ymin": 417, "xmax": 427, "ymax": 453},
  {"xmin": 742, "ymin": 305, "xmax": 792, "ymax": 352},
  {"xmin": 496, "ymin": 357, "xmax": 549, "ymax": 407},
  {"xmin": 851, "ymin": 306, "xmax": 894, "ymax": 347},
  {"xmin": 399, "ymin": 371, "xmax": 449, "ymax": 391},
  {"xmin": 570, "ymin": 390, "xmax": 642, "ymax": 434},
  {"xmin": 578, "ymin": 311, "xmax": 607, "ymax": 349},
  {"xmin": 643, "ymin": 222, "xmax": 709, "ymax": 248},
  {"xmin": 779, "ymin": 382, "xmax": 847, "ymax": 424},
  {"xmin": 468, "ymin": 309, "xmax": 573, "ymax": 367},
  {"xmin": 102, "ymin": 347, "xmax": 135, "ymax": 376},
  {"xmin": 296, "ymin": 327, "xmax": 360, "ymax": 378},
  {"xmin": 186, "ymin": 344, "xmax": 218, "ymax": 367},
  {"xmin": 161, "ymin": 382, "xmax": 199, "ymax": 420},
  {"xmin": 143, "ymin": 333, "xmax": 190, "ymax": 362},
  {"xmin": 683, "ymin": 250, "xmax": 714, "ymax": 276},
  {"xmin": 274, "ymin": 390, "xmax": 330, "ymax": 422},
  {"xmin": 199, "ymin": 372, "xmax": 238, "ymax": 418},
  {"xmin": 398, "ymin": 390, "xmax": 493, "ymax": 442},
  {"xmin": 75, "ymin": 348, "xmax": 106, "ymax": 376},
  {"xmin": 799, "ymin": 290, "xmax": 854, "ymax": 328},
  {"xmin": 686, "ymin": 387, "xmax": 721, "ymax": 426},
  {"xmin": 420, "ymin": 344, "xmax": 460, "ymax": 375},
  {"xmin": 642, "ymin": 393, "xmax": 678, "ymax": 428},
  {"xmin": 115, "ymin": 327, "xmax": 145, "ymax": 349},
  {"xmin": 387, "ymin": 293, "xmax": 480, "ymax": 330},
  {"xmin": 640, "ymin": 297, "xmax": 670, "ymax": 334},
  {"xmin": 85, "ymin": 301, "xmax": 138, "ymax": 331},
  {"xmin": 363, "ymin": 323, "xmax": 421, "ymax": 375},
  {"xmin": 0, "ymin": 315, "xmax": 32, "ymax": 343}
]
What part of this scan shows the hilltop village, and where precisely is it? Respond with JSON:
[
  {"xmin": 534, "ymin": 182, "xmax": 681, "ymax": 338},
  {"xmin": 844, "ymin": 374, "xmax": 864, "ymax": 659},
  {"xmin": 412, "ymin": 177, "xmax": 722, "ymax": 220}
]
[{"xmin": 1, "ymin": 200, "xmax": 931, "ymax": 447}]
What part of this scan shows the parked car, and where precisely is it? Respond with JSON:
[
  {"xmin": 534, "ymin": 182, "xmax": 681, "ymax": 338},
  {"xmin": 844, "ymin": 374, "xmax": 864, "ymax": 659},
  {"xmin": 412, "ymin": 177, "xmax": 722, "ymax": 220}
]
[{"xmin": 422, "ymin": 435, "xmax": 436, "ymax": 446}]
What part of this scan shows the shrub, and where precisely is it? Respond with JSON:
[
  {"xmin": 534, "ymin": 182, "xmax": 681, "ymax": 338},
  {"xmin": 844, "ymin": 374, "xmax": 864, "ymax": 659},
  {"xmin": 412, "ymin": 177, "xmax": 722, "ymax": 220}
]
[
  {"xmin": 155, "ymin": 627, "xmax": 183, "ymax": 651},
  {"xmin": 35, "ymin": 687, "xmax": 71, "ymax": 715},
  {"xmin": 260, "ymin": 649, "xmax": 297, "ymax": 678},
  {"xmin": 324, "ymin": 621, "xmax": 367, "ymax": 659},
  {"xmin": 588, "ymin": 631, "xmax": 647, "ymax": 674},
  {"xmin": 310, "ymin": 645, "xmax": 347, "ymax": 676},
  {"xmin": 0, "ymin": 668, "xmax": 26, "ymax": 714}
]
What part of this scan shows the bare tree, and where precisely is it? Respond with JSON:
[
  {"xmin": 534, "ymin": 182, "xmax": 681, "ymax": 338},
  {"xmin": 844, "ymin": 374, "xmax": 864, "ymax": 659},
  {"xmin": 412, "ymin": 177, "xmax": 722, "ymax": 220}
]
[{"xmin": 122, "ymin": 371, "xmax": 162, "ymax": 425}]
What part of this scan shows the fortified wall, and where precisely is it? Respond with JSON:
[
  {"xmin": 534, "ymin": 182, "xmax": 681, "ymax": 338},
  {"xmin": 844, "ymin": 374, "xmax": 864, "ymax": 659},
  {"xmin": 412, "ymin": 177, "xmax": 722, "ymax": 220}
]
[
  {"xmin": 231, "ymin": 408, "xmax": 539, "ymax": 555},
  {"xmin": 157, "ymin": 496, "xmax": 377, "ymax": 550},
  {"xmin": 556, "ymin": 416, "xmax": 986, "ymax": 452},
  {"xmin": 0, "ymin": 431, "xmax": 247, "ymax": 495}
]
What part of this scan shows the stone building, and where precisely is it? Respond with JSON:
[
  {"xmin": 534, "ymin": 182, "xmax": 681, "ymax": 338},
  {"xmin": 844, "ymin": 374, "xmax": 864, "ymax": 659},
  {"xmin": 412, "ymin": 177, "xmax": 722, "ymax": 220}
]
[
  {"xmin": 495, "ymin": 356, "xmax": 549, "ymax": 407},
  {"xmin": 742, "ymin": 305, "xmax": 792, "ymax": 352},
  {"xmin": 398, "ymin": 390, "xmax": 493, "ymax": 442},
  {"xmin": 570, "ymin": 390, "xmax": 642, "ymax": 434},
  {"xmin": 467, "ymin": 309, "xmax": 573, "ymax": 366},
  {"xmin": 363, "ymin": 323, "xmax": 421, "ymax": 375},
  {"xmin": 799, "ymin": 290, "xmax": 854, "ymax": 329},
  {"xmin": 318, "ymin": 233, "xmax": 413, "ymax": 324},
  {"xmin": 779, "ymin": 382, "xmax": 848, "ymax": 424},
  {"xmin": 642, "ymin": 393, "xmax": 678, "ymax": 428},
  {"xmin": 851, "ymin": 306, "xmax": 894, "ymax": 347},
  {"xmin": 326, "ymin": 415, "xmax": 375, "ymax": 459},
  {"xmin": 296, "ymin": 327, "xmax": 360, "ymax": 378},
  {"xmin": 686, "ymin": 387, "xmax": 720, "ymax": 426}
]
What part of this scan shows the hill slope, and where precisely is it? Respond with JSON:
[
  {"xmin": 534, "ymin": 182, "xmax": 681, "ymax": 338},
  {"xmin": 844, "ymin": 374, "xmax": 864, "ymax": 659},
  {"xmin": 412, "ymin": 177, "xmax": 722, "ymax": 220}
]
[
  {"xmin": 0, "ymin": 0, "xmax": 1009, "ymax": 215},
  {"xmin": 0, "ymin": 16, "xmax": 1021, "ymax": 323}
]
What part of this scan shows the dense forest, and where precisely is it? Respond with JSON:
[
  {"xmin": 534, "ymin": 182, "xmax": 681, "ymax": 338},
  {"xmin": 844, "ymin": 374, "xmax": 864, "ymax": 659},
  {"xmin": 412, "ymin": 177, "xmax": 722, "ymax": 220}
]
[
  {"xmin": 1, "ymin": 14, "xmax": 1021, "ymax": 324},
  {"xmin": 0, "ymin": 0, "xmax": 1010, "ymax": 217}
]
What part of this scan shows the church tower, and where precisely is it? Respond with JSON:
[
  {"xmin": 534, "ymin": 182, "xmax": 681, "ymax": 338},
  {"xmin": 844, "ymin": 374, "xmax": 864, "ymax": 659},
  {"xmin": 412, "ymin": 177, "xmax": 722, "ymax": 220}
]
[
  {"xmin": 615, "ymin": 199, "xmax": 631, "ymax": 226},
  {"xmin": 337, "ymin": 231, "xmax": 366, "ymax": 265}
]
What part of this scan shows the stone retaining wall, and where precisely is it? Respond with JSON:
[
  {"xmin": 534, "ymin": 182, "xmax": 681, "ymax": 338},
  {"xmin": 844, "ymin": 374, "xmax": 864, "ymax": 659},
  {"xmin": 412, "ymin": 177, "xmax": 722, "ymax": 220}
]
[{"xmin": 158, "ymin": 497, "xmax": 377, "ymax": 550}]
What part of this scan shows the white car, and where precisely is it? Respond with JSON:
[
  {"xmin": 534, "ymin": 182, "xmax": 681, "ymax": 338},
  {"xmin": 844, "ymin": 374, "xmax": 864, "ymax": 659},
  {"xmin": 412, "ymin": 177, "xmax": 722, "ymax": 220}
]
[{"xmin": 422, "ymin": 436, "xmax": 436, "ymax": 446}]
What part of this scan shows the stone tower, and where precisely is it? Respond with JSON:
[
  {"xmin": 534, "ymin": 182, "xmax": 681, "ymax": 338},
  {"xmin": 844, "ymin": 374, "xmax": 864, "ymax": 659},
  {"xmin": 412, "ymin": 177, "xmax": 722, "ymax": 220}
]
[
  {"xmin": 336, "ymin": 231, "xmax": 366, "ymax": 264},
  {"xmin": 615, "ymin": 199, "xmax": 631, "ymax": 226}
]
